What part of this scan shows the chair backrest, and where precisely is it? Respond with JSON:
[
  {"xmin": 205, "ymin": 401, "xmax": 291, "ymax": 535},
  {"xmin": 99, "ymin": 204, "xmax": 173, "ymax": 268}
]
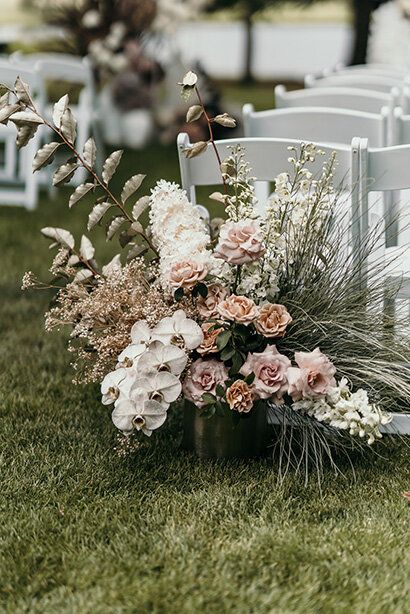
[
  {"xmin": 275, "ymin": 84, "xmax": 398, "ymax": 115},
  {"xmin": 0, "ymin": 59, "xmax": 46, "ymax": 109},
  {"xmin": 242, "ymin": 104, "xmax": 389, "ymax": 148},
  {"xmin": 333, "ymin": 62, "xmax": 408, "ymax": 78},
  {"xmin": 305, "ymin": 73, "xmax": 403, "ymax": 94}
]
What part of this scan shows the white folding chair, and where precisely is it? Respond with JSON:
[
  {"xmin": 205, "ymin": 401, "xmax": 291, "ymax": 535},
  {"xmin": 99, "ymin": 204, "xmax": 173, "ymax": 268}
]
[
  {"xmin": 242, "ymin": 105, "xmax": 389, "ymax": 222},
  {"xmin": 0, "ymin": 61, "xmax": 45, "ymax": 210},
  {"xmin": 332, "ymin": 62, "xmax": 408, "ymax": 79},
  {"xmin": 275, "ymin": 85, "xmax": 399, "ymax": 115},
  {"xmin": 305, "ymin": 72, "xmax": 404, "ymax": 94}
]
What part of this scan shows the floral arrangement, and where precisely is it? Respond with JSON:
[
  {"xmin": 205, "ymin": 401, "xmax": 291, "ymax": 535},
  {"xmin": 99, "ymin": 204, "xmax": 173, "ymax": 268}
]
[{"xmin": 5, "ymin": 70, "xmax": 410, "ymax": 478}]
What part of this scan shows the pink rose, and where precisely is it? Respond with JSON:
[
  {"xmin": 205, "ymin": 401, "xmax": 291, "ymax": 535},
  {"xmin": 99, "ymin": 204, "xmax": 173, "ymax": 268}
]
[
  {"xmin": 255, "ymin": 303, "xmax": 292, "ymax": 338},
  {"xmin": 215, "ymin": 219, "xmax": 265, "ymax": 265},
  {"xmin": 169, "ymin": 260, "xmax": 207, "ymax": 289},
  {"xmin": 287, "ymin": 348, "xmax": 336, "ymax": 401},
  {"xmin": 197, "ymin": 283, "xmax": 228, "ymax": 319},
  {"xmin": 217, "ymin": 294, "xmax": 258, "ymax": 325},
  {"xmin": 183, "ymin": 358, "xmax": 228, "ymax": 408},
  {"xmin": 240, "ymin": 346, "xmax": 291, "ymax": 404}
]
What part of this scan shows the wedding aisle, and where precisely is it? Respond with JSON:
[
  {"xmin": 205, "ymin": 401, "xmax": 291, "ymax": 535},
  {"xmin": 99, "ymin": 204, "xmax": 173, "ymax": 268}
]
[{"xmin": 0, "ymin": 134, "xmax": 409, "ymax": 612}]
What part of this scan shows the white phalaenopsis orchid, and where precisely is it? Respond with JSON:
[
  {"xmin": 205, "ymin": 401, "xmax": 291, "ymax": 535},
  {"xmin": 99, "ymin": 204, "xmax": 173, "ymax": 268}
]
[
  {"xmin": 134, "ymin": 371, "xmax": 182, "ymax": 404},
  {"xmin": 117, "ymin": 320, "xmax": 152, "ymax": 365},
  {"xmin": 152, "ymin": 310, "xmax": 203, "ymax": 349},
  {"xmin": 138, "ymin": 341, "xmax": 188, "ymax": 376},
  {"xmin": 101, "ymin": 367, "xmax": 130, "ymax": 405},
  {"xmin": 112, "ymin": 388, "xmax": 167, "ymax": 436}
]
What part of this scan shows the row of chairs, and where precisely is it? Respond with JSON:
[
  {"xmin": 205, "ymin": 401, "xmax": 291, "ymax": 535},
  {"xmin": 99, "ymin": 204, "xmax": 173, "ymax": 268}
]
[{"xmin": 0, "ymin": 53, "xmax": 101, "ymax": 209}]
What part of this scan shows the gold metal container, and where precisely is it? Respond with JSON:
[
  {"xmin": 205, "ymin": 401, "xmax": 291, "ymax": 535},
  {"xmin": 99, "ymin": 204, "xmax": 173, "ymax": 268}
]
[{"xmin": 182, "ymin": 405, "xmax": 270, "ymax": 460}]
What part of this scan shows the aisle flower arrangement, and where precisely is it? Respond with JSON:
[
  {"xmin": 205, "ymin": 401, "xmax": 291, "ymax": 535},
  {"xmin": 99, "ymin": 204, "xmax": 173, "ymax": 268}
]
[{"xmin": 5, "ymin": 71, "xmax": 410, "ymax": 477}]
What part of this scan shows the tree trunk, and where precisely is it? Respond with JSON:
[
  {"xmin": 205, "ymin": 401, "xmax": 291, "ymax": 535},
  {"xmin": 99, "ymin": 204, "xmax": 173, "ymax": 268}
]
[
  {"xmin": 243, "ymin": 9, "xmax": 253, "ymax": 83},
  {"xmin": 350, "ymin": 0, "xmax": 373, "ymax": 65}
]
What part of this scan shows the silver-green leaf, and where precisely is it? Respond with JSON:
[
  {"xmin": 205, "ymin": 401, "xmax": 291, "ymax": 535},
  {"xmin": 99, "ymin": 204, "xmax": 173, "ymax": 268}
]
[
  {"xmin": 83, "ymin": 137, "xmax": 96, "ymax": 167},
  {"xmin": 127, "ymin": 243, "xmax": 148, "ymax": 261},
  {"xmin": 33, "ymin": 141, "xmax": 61, "ymax": 172},
  {"xmin": 16, "ymin": 124, "xmax": 38, "ymax": 149},
  {"xmin": 87, "ymin": 201, "xmax": 112, "ymax": 231},
  {"xmin": 0, "ymin": 104, "xmax": 20, "ymax": 125},
  {"xmin": 102, "ymin": 150, "xmax": 123, "ymax": 185},
  {"xmin": 53, "ymin": 94, "xmax": 69, "ymax": 129},
  {"xmin": 73, "ymin": 268, "xmax": 93, "ymax": 283},
  {"xmin": 14, "ymin": 77, "xmax": 31, "ymax": 105},
  {"xmin": 132, "ymin": 195, "xmax": 150, "ymax": 222},
  {"xmin": 186, "ymin": 105, "xmax": 203, "ymax": 123},
  {"xmin": 9, "ymin": 111, "xmax": 43, "ymax": 126},
  {"xmin": 106, "ymin": 216, "xmax": 126, "ymax": 241},
  {"xmin": 60, "ymin": 108, "xmax": 77, "ymax": 144},
  {"xmin": 69, "ymin": 182, "xmax": 95, "ymax": 208},
  {"xmin": 80, "ymin": 235, "xmax": 95, "ymax": 261},
  {"xmin": 121, "ymin": 174, "xmax": 145, "ymax": 203},
  {"xmin": 53, "ymin": 162, "xmax": 78, "ymax": 186},
  {"xmin": 41, "ymin": 227, "xmax": 75, "ymax": 249}
]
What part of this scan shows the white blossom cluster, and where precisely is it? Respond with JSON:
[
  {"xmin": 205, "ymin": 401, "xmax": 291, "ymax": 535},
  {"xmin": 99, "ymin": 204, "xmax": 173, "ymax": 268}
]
[
  {"xmin": 149, "ymin": 180, "xmax": 217, "ymax": 287},
  {"xmin": 88, "ymin": 22, "xmax": 129, "ymax": 74},
  {"xmin": 100, "ymin": 310, "xmax": 203, "ymax": 436},
  {"xmin": 292, "ymin": 378, "xmax": 392, "ymax": 445}
]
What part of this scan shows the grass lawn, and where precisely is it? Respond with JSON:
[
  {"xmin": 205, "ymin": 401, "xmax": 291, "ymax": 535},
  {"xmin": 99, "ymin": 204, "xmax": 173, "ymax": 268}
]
[{"xmin": 1, "ymin": 94, "xmax": 410, "ymax": 612}]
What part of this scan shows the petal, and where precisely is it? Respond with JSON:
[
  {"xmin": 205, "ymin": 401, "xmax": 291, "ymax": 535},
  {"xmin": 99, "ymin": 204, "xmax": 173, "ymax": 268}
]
[
  {"xmin": 111, "ymin": 400, "xmax": 136, "ymax": 432},
  {"xmin": 118, "ymin": 343, "xmax": 146, "ymax": 363},
  {"xmin": 178, "ymin": 320, "xmax": 203, "ymax": 350},
  {"xmin": 153, "ymin": 371, "xmax": 182, "ymax": 403},
  {"xmin": 142, "ymin": 399, "xmax": 168, "ymax": 431},
  {"xmin": 131, "ymin": 320, "xmax": 152, "ymax": 344}
]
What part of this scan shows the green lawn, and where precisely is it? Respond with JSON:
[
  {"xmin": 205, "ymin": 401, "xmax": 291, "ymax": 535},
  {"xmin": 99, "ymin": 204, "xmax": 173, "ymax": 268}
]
[{"xmin": 1, "ymin": 131, "xmax": 410, "ymax": 612}]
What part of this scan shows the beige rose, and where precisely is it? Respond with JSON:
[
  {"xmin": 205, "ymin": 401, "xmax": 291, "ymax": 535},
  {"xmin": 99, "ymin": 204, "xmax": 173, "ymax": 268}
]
[
  {"xmin": 217, "ymin": 294, "xmax": 258, "ymax": 325},
  {"xmin": 197, "ymin": 283, "xmax": 228, "ymax": 319},
  {"xmin": 226, "ymin": 380, "xmax": 254, "ymax": 413},
  {"xmin": 215, "ymin": 219, "xmax": 265, "ymax": 265},
  {"xmin": 197, "ymin": 323, "xmax": 223, "ymax": 356},
  {"xmin": 288, "ymin": 348, "xmax": 336, "ymax": 401},
  {"xmin": 169, "ymin": 260, "xmax": 207, "ymax": 289},
  {"xmin": 255, "ymin": 303, "xmax": 292, "ymax": 338}
]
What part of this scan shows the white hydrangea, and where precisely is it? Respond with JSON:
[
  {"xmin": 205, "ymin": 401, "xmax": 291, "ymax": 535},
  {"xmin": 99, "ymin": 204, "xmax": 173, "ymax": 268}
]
[
  {"xmin": 292, "ymin": 378, "xmax": 392, "ymax": 445},
  {"xmin": 149, "ymin": 180, "xmax": 218, "ymax": 288}
]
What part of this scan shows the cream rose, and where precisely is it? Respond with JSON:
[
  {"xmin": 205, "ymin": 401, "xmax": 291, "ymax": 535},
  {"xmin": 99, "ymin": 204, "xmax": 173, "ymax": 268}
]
[
  {"xmin": 215, "ymin": 219, "xmax": 265, "ymax": 265},
  {"xmin": 226, "ymin": 380, "xmax": 254, "ymax": 413},
  {"xmin": 255, "ymin": 303, "xmax": 292, "ymax": 338},
  {"xmin": 197, "ymin": 323, "xmax": 224, "ymax": 356},
  {"xmin": 287, "ymin": 348, "xmax": 336, "ymax": 401},
  {"xmin": 197, "ymin": 283, "xmax": 228, "ymax": 319},
  {"xmin": 169, "ymin": 260, "xmax": 207, "ymax": 289},
  {"xmin": 217, "ymin": 294, "xmax": 258, "ymax": 325},
  {"xmin": 240, "ymin": 346, "xmax": 291, "ymax": 404}
]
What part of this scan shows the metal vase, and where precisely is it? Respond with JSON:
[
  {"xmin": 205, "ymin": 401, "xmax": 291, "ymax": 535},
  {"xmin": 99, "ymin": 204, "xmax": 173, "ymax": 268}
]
[{"xmin": 182, "ymin": 404, "xmax": 270, "ymax": 460}]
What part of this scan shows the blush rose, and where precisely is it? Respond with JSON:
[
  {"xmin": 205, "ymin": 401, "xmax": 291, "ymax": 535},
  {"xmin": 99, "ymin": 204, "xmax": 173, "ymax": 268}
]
[
  {"xmin": 255, "ymin": 303, "xmax": 292, "ymax": 338},
  {"xmin": 215, "ymin": 219, "xmax": 265, "ymax": 265},
  {"xmin": 169, "ymin": 260, "xmax": 207, "ymax": 289},
  {"xmin": 217, "ymin": 294, "xmax": 258, "ymax": 325},
  {"xmin": 240, "ymin": 346, "xmax": 291, "ymax": 405},
  {"xmin": 182, "ymin": 358, "xmax": 228, "ymax": 408},
  {"xmin": 287, "ymin": 348, "xmax": 336, "ymax": 401}
]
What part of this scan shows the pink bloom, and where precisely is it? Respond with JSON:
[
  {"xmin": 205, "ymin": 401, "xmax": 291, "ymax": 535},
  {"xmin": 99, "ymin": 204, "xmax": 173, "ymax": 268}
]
[
  {"xmin": 288, "ymin": 348, "xmax": 336, "ymax": 401},
  {"xmin": 215, "ymin": 219, "xmax": 265, "ymax": 265},
  {"xmin": 255, "ymin": 303, "xmax": 292, "ymax": 338},
  {"xmin": 217, "ymin": 294, "xmax": 258, "ymax": 325},
  {"xmin": 197, "ymin": 283, "xmax": 228, "ymax": 319},
  {"xmin": 169, "ymin": 260, "xmax": 207, "ymax": 289},
  {"xmin": 183, "ymin": 358, "xmax": 228, "ymax": 408},
  {"xmin": 240, "ymin": 346, "xmax": 291, "ymax": 404}
]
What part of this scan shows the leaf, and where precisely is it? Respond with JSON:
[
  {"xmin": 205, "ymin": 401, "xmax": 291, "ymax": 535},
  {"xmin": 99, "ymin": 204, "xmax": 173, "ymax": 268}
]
[
  {"xmin": 87, "ymin": 201, "xmax": 112, "ymax": 231},
  {"xmin": 174, "ymin": 287, "xmax": 184, "ymax": 302},
  {"xmin": 68, "ymin": 182, "xmax": 95, "ymax": 208},
  {"xmin": 106, "ymin": 216, "xmax": 126, "ymax": 241},
  {"xmin": 0, "ymin": 103, "xmax": 20, "ymax": 125},
  {"xmin": 126, "ymin": 243, "xmax": 148, "ymax": 261},
  {"xmin": 60, "ymin": 108, "xmax": 77, "ymax": 144},
  {"xmin": 67, "ymin": 254, "xmax": 80, "ymax": 266},
  {"xmin": 181, "ymin": 71, "xmax": 198, "ymax": 87},
  {"xmin": 16, "ymin": 124, "xmax": 38, "ymax": 149},
  {"xmin": 53, "ymin": 162, "xmax": 77, "ymax": 186},
  {"xmin": 186, "ymin": 105, "xmax": 203, "ymax": 123},
  {"xmin": 184, "ymin": 141, "xmax": 207, "ymax": 159},
  {"xmin": 41, "ymin": 227, "xmax": 75, "ymax": 249},
  {"xmin": 80, "ymin": 235, "xmax": 95, "ymax": 261},
  {"xmin": 9, "ymin": 110, "xmax": 43, "ymax": 125},
  {"xmin": 202, "ymin": 393, "xmax": 216, "ymax": 406},
  {"xmin": 102, "ymin": 254, "xmax": 122, "ymax": 276},
  {"xmin": 230, "ymin": 352, "xmax": 244, "ymax": 375},
  {"xmin": 102, "ymin": 150, "xmax": 123, "ymax": 185},
  {"xmin": 220, "ymin": 346, "xmax": 235, "ymax": 361},
  {"xmin": 33, "ymin": 141, "xmax": 61, "ymax": 172},
  {"xmin": 216, "ymin": 330, "xmax": 231, "ymax": 351},
  {"xmin": 121, "ymin": 174, "xmax": 145, "ymax": 203},
  {"xmin": 132, "ymin": 196, "xmax": 150, "ymax": 221},
  {"xmin": 210, "ymin": 191, "xmax": 228, "ymax": 204},
  {"xmin": 0, "ymin": 92, "xmax": 9, "ymax": 108},
  {"xmin": 14, "ymin": 76, "xmax": 31, "ymax": 105},
  {"xmin": 73, "ymin": 269, "xmax": 93, "ymax": 283},
  {"xmin": 53, "ymin": 94, "xmax": 69, "ymax": 129},
  {"xmin": 215, "ymin": 384, "xmax": 225, "ymax": 397},
  {"xmin": 213, "ymin": 113, "xmax": 236, "ymax": 129},
  {"xmin": 83, "ymin": 137, "xmax": 96, "ymax": 167}
]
